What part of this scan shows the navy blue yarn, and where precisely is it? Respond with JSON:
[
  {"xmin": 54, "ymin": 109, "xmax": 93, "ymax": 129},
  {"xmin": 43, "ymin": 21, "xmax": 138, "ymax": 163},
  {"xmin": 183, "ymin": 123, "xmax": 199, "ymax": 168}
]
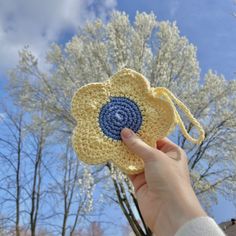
[{"xmin": 99, "ymin": 97, "xmax": 142, "ymax": 140}]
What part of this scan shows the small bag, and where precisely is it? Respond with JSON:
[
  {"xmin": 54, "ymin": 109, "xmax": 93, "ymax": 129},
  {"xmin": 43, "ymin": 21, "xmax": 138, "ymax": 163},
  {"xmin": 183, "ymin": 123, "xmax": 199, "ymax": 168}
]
[{"xmin": 71, "ymin": 68, "xmax": 204, "ymax": 174}]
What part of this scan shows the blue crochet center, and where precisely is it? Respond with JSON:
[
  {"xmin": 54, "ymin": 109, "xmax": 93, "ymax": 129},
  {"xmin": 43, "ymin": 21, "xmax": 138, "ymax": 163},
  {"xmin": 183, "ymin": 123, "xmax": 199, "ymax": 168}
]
[{"xmin": 99, "ymin": 97, "xmax": 143, "ymax": 140}]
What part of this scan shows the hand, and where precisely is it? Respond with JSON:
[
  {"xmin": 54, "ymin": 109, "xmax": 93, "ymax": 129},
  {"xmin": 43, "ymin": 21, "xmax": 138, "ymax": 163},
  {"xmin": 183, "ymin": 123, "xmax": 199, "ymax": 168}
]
[{"xmin": 121, "ymin": 128, "xmax": 207, "ymax": 236}]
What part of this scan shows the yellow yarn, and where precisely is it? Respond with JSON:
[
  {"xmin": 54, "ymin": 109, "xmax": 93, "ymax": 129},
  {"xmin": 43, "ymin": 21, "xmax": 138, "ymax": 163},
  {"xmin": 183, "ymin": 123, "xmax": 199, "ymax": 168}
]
[
  {"xmin": 71, "ymin": 68, "xmax": 205, "ymax": 174},
  {"xmin": 154, "ymin": 87, "xmax": 205, "ymax": 144}
]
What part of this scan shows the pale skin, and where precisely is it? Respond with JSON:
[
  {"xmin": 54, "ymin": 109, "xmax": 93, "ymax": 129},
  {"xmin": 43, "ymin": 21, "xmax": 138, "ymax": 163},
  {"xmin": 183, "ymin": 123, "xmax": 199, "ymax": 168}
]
[{"xmin": 121, "ymin": 128, "xmax": 207, "ymax": 236}]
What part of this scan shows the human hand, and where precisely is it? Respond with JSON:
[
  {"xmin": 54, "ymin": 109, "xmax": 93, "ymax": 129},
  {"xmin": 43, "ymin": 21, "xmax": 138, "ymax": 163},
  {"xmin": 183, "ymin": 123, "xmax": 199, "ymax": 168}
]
[{"xmin": 121, "ymin": 128, "xmax": 207, "ymax": 236}]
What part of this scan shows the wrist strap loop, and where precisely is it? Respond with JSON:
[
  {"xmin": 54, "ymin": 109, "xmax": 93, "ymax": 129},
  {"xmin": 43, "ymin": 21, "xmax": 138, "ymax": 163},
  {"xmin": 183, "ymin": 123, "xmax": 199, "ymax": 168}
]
[{"xmin": 154, "ymin": 87, "xmax": 205, "ymax": 144}]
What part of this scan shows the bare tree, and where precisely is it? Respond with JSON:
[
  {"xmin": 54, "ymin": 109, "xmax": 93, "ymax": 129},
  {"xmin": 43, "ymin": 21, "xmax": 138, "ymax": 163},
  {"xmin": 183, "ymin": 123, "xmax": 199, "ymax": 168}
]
[
  {"xmin": 0, "ymin": 104, "xmax": 25, "ymax": 236},
  {"xmin": 0, "ymin": 101, "xmax": 103, "ymax": 235},
  {"xmin": 59, "ymin": 140, "xmax": 87, "ymax": 236},
  {"xmin": 0, "ymin": 103, "xmax": 54, "ymax": 235},
  {"xmin": 38, "ymin": 136, "xmax": 98, "ymax": 236},
  {"xmin": 28, "ymin": 124, "xmax": 45, "ymax": 236}
]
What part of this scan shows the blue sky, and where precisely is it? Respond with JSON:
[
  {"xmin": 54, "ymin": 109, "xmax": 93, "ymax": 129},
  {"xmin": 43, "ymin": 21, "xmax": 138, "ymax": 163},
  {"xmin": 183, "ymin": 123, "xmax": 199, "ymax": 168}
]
[
  {"xmin": 0, "ymin": 0, "xmax": 236, "ymax": 229},
  {"xmin": 117, "ymin": 0, "xmax": 236, "ymax": 80}
]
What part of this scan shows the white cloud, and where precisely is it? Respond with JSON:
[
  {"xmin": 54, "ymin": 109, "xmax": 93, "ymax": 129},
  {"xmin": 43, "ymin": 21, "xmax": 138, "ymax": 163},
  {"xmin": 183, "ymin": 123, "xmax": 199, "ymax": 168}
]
[{"xmin": 0, "ymin": 0, "xmax": 117, "ymax": 73}]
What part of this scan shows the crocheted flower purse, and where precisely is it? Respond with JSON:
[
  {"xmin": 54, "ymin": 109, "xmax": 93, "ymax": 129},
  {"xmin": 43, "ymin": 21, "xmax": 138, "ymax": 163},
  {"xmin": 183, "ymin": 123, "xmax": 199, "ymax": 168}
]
[{"xmin": 71, "ymin": 68, "xmax": 205, "ymax": 174}]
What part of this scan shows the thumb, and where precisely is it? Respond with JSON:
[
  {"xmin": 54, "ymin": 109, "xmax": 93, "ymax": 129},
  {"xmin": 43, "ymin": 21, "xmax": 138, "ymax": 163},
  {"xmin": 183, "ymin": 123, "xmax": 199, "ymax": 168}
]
[{"xmin": 121, "ymin": 128, "xmax": 162, "ymax": 163}]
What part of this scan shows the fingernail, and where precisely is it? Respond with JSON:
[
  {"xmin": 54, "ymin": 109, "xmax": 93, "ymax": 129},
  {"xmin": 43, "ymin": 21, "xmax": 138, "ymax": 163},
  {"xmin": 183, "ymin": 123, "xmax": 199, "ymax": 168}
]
[{"xmin": 121, "ymin": 128, "xmax": 134, "ymax": 139}]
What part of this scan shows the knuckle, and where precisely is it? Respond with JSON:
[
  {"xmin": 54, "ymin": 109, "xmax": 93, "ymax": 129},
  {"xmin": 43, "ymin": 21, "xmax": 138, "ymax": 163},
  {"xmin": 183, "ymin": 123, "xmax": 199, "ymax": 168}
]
[
  {"xmin": 178, "ymin": 147, "xmax": 188, "ymax": 161},
  {"xmin": 129, "ymin": 137, "xmax": 140, "ymax": 149}
]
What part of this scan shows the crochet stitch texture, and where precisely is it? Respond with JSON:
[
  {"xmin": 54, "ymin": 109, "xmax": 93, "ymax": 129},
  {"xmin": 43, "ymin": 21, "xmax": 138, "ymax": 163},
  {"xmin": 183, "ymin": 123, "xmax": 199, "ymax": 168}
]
[{"xmin": 71, "ymin": 68, "xmax": 205, "ymax": 174}]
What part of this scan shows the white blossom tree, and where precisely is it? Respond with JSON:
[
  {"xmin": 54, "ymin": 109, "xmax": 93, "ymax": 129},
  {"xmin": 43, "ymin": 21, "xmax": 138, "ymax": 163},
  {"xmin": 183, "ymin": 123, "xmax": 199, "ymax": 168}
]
[{"xmin": 6, "ymin": 11, "xmax": 236, "ymax": 235}]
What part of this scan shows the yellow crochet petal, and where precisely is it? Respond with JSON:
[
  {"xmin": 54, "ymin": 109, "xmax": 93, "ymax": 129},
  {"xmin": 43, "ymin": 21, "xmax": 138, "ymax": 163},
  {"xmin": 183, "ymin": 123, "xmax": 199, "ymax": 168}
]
[
  {"xmin": 107, "ymin": 140, "xmax": 145, "ymax": 174},
  {"xmin": 71, "ymin": 83, "xmax": 108, "ymax": 121},
  {"xmin": 73, "ymin": 122, "xmax": 144, "ymax": 173},
  {"xmin": 114, "ymin": 154, "xmax": 144, "ymax": 175},
  {"xmin": 137, "ymin": 93, "xmax": 176, "ymax": 147},
  {"xmin": 72, "ymin": 119, "xmax": 116, "ymax": 164},
  {"xmin": 107, "ymin": 68, "xmax": 150, "ymax": 97},
  {"xmin": 71, "ymin": 83, "xmax": 115, "ymax": 164}
]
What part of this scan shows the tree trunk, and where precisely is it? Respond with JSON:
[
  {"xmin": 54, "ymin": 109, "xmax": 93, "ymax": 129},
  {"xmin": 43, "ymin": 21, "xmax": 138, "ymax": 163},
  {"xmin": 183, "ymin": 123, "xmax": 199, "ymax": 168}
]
[
  {"xmin": 16, "ymin": 115, "xmax": 22, "ymax": 236},
  {"xmin": 30, "ymin": 126, "xmax": 44, "ymax": 236}
]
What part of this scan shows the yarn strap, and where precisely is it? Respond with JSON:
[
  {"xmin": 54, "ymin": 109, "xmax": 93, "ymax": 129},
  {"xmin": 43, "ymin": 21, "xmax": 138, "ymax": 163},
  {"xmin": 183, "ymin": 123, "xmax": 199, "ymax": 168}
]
[{"xmin": 154, "ymin": 87, "xmax": 205, "ymax": 144}]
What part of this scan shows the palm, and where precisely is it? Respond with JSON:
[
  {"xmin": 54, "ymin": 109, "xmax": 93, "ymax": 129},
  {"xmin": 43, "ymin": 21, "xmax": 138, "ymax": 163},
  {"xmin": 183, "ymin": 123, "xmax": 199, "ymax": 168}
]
[
  {"xmin": 128, "ymin": 139, "xmax": 191, "ymax": 233},
  {"xmin": 130, "ymin": 172, "xmax": 168, "ymax": 230}
]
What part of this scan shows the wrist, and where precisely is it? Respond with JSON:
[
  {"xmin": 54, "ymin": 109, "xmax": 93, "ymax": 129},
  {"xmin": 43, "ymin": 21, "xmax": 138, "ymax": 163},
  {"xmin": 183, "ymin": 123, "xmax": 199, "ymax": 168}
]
[{"xmin": 153, "ymin": 185, "xmax": 207, "ymax": 236}]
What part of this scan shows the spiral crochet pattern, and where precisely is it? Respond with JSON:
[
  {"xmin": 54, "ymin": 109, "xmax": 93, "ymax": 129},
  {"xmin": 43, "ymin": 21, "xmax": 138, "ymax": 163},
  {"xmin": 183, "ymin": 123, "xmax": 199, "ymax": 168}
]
[
  {"xmin": 71, "ymin": 68, "xmax": 205, "ymax": 174},
  {"xmin": 99, "ymin": 97, "xmax": 143, "ymax": 140}
]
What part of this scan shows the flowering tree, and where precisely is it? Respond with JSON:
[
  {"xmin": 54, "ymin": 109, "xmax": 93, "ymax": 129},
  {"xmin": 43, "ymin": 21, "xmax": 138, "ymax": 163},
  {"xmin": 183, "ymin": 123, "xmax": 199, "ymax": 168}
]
[{"xmin": 6, "ymin": 11, "xmax": 236, "ymax": 235}]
